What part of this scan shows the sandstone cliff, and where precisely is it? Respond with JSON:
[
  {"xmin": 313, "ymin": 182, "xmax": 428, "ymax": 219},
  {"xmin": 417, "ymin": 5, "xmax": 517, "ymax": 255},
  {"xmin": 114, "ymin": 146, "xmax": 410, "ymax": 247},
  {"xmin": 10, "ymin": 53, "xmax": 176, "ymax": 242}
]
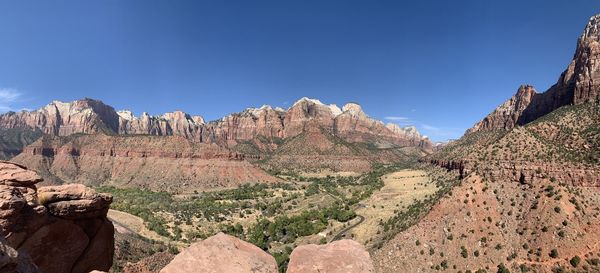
[
  {"xmin": 437, "ymin": 14, "xmax": 600, "ymax": 188},
  {"xmin": 0, "ymin": 161, "xmax": 114, "ymax": 273},
  {"xmin": 0, "ymin": 97, "xmax": 429, "ymax": 150}
]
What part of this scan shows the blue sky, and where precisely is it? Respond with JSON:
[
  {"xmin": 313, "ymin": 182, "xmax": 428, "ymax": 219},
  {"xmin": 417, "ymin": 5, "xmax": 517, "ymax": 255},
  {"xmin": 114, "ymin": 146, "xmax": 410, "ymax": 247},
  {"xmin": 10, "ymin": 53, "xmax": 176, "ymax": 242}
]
[{"xmin": 1, "ymin": 1, "xmax": 599, "ymax": 141}]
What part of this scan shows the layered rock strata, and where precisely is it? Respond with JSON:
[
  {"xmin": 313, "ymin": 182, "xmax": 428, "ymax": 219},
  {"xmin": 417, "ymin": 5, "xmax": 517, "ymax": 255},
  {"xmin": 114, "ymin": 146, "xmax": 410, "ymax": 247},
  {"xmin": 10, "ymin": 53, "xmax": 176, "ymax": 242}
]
[{"xmin": 0, "ymin": 97, "xmax": 429, "ymax": 149}]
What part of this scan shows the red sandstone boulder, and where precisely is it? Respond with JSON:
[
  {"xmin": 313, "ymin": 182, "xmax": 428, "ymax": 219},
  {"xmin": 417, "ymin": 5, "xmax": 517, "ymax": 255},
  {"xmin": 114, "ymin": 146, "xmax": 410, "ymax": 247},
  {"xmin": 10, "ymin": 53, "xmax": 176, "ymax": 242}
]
[
  {"xmin": 287, "ymin": 240, "xmax": 375, "ymax": 273},
  {"xmin": 160, "ymin": 232, "xmax": 278, "ymax": 273},
  {"xmin": 0, "ymin": 161, "xmax": 42, "ymax": 186},
  {"xmin": 0, "ymin": 236, "xmax": 39, "ymax": 273},
  {"xmin": 0, "ymin": 161, "xmax": 114, "ymax": 273},
  {"xmin": 38, "ymin": 184, "xmax": 112, "ymax": 219}
]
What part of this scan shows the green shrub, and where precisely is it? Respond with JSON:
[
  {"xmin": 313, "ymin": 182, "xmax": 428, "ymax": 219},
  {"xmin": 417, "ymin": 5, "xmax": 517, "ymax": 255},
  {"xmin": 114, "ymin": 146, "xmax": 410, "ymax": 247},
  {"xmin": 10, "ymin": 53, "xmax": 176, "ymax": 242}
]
[
  {"xmin": 497, "ymin": 263, "xmax": 510, "ymax": 273},
  {"xmin": 570, "ymin": 256, "xmax": 581, "ymax": 267}
]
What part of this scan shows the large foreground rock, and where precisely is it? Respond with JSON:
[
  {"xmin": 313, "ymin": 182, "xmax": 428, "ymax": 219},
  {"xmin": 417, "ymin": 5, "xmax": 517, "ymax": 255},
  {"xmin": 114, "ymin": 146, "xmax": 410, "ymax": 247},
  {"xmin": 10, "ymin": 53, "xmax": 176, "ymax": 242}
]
[
  {"xmin": 287, "ymin": 240, "xmax": 374, "ymax": 273},
  {"xmin": 160, "ymin": 232, "xmax": 277, "ymax": 273},
  {"xmin": 0, "ymin": 161, "xmax": 114, "ymax": 273}
]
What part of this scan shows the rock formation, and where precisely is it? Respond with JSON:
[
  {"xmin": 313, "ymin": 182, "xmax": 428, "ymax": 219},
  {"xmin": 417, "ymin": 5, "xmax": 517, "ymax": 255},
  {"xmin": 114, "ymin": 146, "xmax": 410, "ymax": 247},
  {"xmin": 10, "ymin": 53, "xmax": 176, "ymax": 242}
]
[
  {"xmin": 0, "ymin": 99, "xmax": 120, "ymax": 136},
  {"xmin": 0, "ymin": 236, "xmax": 39, "ymax": 273},
  {"xmin": 11, "ymin": 134, "xmax": 280, "ymax": 192},
  {"xmin": 468, "ymin": 14, "xmax": 600, "ymax": 134},
  {"xmin": 0, "ymin": 161, "xmax": 114, "ymax": 273},
  {"xmin": 0, "ymin": 97, "xmax": 429, "ymax": 149},
  {"xmin": 467, "ymin": 85, "xmax": 537, "ymax": 133},
  {"xmin": 159, "ymin": 232, "xmax": 278, "ymax": 273},
  {"xmin": 156, "ymin": 233, "xmax": 375, "ymax": 273},
  {"xmin": 287, "ymin": 240, "xmax": 375, "ymax": 273}
]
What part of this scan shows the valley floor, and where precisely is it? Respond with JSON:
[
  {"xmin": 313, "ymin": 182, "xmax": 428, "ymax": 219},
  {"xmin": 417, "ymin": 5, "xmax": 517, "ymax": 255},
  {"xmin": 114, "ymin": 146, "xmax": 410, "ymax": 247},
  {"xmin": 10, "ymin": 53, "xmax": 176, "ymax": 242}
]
[{"xmin": 101, "ymin": 163, "xmax": 459, "ymax": 272}]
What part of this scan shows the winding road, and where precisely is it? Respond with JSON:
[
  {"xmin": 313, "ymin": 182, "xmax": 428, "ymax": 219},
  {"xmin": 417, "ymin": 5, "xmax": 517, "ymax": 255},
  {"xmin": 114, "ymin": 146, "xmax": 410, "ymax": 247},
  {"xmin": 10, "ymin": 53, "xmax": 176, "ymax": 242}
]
[{"xmin": 330, "ymin": 215, "xmax": 365, "ymax": 242}]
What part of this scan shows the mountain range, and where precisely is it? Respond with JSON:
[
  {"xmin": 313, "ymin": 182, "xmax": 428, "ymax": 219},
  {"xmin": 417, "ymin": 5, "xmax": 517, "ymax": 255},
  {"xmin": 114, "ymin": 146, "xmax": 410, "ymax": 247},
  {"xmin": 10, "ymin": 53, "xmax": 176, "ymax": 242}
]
[
  {"xmin": 0, "ymin": 97, "xmax": 430, "ymax": 190},
  {"xmin": 1, "ymin": 10, "xmax": 600, "ymax": 273}
]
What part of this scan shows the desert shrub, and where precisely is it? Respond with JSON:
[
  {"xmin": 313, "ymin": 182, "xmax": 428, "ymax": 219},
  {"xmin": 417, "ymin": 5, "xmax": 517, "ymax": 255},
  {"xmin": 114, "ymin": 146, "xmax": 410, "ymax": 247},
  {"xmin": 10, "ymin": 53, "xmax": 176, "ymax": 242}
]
[
  {"xmin": 497, "ymin": 263, "xmax": 510, "ymax": 273},
  {"xmin": 461, "ymin": 246, "xmax": 468, "ymax": 258},
  {"xmin": 570, "ymin": 256, "xmax": 581, "ymax": 267}
]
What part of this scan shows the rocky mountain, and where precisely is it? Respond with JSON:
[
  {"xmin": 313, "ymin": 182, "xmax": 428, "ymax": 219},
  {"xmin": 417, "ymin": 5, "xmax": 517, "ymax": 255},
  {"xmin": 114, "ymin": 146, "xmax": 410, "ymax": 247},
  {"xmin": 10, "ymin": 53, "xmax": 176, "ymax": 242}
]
[
  {"xmin": 468, "ymin": 13, "xmax": 600, "ymax": 134},
  {"xmin": 436, "ymin": 13, "xmax": 600, "ymax": 188},
  {"xmin": 375, "ymin": 13, "xmax": 600, "ymax": 273},
  {"xmin": 0, "ymin": 161, "xmax": 114, "ymax": 273},
  {"xmin": 0, "ymin": 97, "xmax": 428, "ymax": 151},
  {"xmin": 0, "ymin": 97, "xmax": 429, "ymax": 188}
]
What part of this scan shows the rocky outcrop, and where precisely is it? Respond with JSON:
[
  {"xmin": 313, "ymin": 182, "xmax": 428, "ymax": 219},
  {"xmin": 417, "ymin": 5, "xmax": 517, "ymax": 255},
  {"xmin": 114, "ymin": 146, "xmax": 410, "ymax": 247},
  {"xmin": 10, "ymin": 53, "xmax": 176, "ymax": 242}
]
[
  {"xmin": 287, "ymin": 240, "xmax": 375, "ymax": 273},
  {"xmin": 468, "ymin": 14, "xmax": 600, "ymax": 134},
  {"xmin": 0, "ymin": 161, "xmax": 114, "ymax": 273},
  {"xmin": 159, "ymin": 232, "xmax": 278, "ymax": 273},
  {"xmin": 477, "ymin": 161, "xmax": 600, "ymax": 187},
  {"xmin": 0, "ymin": 236, "xmax": 39, "ymax": 273},
  {"xmin": 467, "ymin": 85, "xmax": 537, "ymax": 133},
  {"xmin": 570, "ymin": 13, "xmax": 600, "ymax": 104}
]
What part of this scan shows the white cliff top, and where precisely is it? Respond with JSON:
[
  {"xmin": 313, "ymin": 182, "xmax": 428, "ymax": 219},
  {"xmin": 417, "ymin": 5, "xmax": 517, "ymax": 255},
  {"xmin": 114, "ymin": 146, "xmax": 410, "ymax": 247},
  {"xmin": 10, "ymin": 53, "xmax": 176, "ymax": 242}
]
[
  {"xmin": 117, "ymin": 110, "xmax": 135, "ymax": 121},
  {"xmin": 582, "ymin": 13, "xmax": 600, "ymax": 40},
  {"xmin": 328, "ymin": 104, "xmax": 343, "ymax": 116},
  {"xmin": 293, "ymin": 97, "xmax": 324, "ymax": 107}
]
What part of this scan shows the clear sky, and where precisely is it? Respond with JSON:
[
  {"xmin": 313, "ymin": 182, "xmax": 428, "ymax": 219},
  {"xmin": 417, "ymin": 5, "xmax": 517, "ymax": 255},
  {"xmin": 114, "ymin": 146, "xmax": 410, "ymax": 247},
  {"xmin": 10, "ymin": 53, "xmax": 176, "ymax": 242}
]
[{"xmin": 1, "ymin": 1, "xmax": 599, "ymax": 141}]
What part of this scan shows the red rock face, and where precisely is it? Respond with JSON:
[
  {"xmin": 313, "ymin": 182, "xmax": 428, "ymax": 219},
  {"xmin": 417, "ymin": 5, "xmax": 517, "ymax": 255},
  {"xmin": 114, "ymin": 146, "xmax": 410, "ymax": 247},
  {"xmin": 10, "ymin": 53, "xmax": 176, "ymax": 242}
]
[
  {"xmin": 0, "ymin": 97, "xmax": 427, "ymax": 149},
  {"xmin": 469, "ymin": 14, "xmax": 600, "ymax": 134},
  {"xmin": 0, "ymin": 99, "xmax": 120, "ymax": 136},
  {"xmin": 286, "ymin": 240, "xmax": 375, "ymax": 273},
  {"xmin": 467, "ymin": 85, "xmax": 537, "ymax": 133},
  {"xmin": 0, "ymin": 161, "xmax": 114, "ymax": 273},
  {"xmin": 572, "ymin": 14, "xmax": 600, "ymax": 104},
  {"xmin": 160, "ymin": 232, "xmax": 278, "ymax": 273},
  {"xmin": 11, "ymin": 134, "xmax": 280, "ymax": 192}
]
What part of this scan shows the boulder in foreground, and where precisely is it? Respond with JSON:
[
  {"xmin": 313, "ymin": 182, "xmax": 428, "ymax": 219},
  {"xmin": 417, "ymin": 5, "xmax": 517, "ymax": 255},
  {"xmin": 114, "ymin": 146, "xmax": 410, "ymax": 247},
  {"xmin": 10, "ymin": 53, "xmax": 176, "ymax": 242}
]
[
  {"xmin": 159, "ymin": 232, "xmax": 277, "ymax": 273},
  {"xmin": 287, "ymin": 239, "xmax": 374, "ymax": 273},
  {"xmin": 0, "ymin": 161, "xmax": 114, "ymax": 273}
]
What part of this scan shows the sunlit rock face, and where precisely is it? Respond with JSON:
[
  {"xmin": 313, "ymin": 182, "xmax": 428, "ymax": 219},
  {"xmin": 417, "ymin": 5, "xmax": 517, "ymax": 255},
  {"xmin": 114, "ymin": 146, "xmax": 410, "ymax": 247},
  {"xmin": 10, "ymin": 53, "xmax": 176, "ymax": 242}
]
[
  {"xmin": 469, "ymin": 14, "xmax": 600, "ymax": 134},
  {"xmin": 0, "ymin": 161, "xmax": 114, "ymax": 273}
]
